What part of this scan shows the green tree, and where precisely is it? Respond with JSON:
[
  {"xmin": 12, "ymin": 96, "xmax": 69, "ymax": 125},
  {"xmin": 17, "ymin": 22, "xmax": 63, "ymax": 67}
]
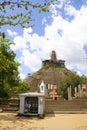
[
  {"xmin": 11, "ymin": 81, "xmax": 30, "ymax": 95},
  {"xmin": 80, "ymin": 75, "xmax": 87, "ymax": 84},
  {"xmin": 0, "ymin": 35, "xmax": 20, "ymax": 98},
  {"xmin": 57, "ymin": 72, "xmax": 81, "ymax": 99}
]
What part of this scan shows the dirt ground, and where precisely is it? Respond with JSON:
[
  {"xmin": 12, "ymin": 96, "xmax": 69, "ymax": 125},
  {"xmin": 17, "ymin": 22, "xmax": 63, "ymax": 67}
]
[{"xmin": 0, "ymin": 112, "xmax": 87, "ymax": 130}]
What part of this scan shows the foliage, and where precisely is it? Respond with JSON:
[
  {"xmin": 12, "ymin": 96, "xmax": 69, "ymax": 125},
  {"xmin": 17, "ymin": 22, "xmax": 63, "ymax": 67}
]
[
  {"xmin": 0, "ymin": 0, "xmax": 56, "ymax": 29},
  {"xmin": 80, "ymin": 75, "xmax": 87, "ymax": 84},
  {"xmin": 57, "ymin": 72, "xmax": 81, "ymax": 99},
  {"xmin": 40, "ymin": 66, "xmax": 50, "ymax": 70},
  {"xmin": 0, "ymin": 35, "xmax": 20, "ymax": 98},
  {"xmin": 11, "ymin": 81, "xmax": 30, "ymax": 95},
  {"xmin": 0, "ymin": 35, "xmax": 30, "ymax": 98}
]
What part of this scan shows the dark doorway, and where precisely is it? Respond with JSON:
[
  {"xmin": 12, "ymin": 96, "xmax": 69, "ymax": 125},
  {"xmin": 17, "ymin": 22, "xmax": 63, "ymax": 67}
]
[{"xmin": 24, "ymin": 97, "xmax": 38, "ymax": 114}]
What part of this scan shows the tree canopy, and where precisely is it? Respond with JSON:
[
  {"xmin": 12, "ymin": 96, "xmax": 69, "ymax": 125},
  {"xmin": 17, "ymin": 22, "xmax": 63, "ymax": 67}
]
[
  {"xmin": 57, "ymin": 72, "xmax": 81, "ymax": 99},
  {"xmin": 0, "ymin": 35, "xmax": 29, "ymax": 98},
  {"xmin": 0, "ymin": 0, "xmax": 56, "ymax": 29},
  {"xmin": 0, "ymin": 35, "xmax": 20, "ymax": 98}
]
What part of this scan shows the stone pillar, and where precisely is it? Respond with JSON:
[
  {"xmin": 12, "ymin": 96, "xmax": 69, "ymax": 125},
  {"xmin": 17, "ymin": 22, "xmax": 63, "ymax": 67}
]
[
  {"xmin": 38, "ymin": 97, "xmax": 45, "ymax": 116},
  {"xmin": 19, "ymin": 96, "xmax": 25, "ymax": 114},
  {"xmin": 74, "ymin": 87, "xmax": 77, "ymax": 97},
  {"xmin": 68, "ymin": 86, "xmax": 72, "ymax": 100},
  {"xmin": 78, "ymin": 85, "xmax": 82, "ymax": 97}
]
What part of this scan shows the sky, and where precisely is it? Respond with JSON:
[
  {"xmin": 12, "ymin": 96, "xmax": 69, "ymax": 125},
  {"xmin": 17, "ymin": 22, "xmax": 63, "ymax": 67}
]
[{"xmin": 1, "ymin": 0, "xmax": 87, "ymax": 79}]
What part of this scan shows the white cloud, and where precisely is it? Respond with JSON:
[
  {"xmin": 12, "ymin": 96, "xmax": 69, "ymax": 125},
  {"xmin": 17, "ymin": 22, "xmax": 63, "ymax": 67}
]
[
  {"xmin": 9, "ymin": 2, "xmax": 87, "ymax": 76},
  {"xmin": 50, "ymin": 0, "xmax": 72, "ymax": 16},
  {"xmin": 7, "ymin": 29, "xmax": 18, "ymax": 37},
  {"xmin": 19, "ymin": 73, "xmax": 26, "ymax": 80},
  {"xmin": 10, "ymin": 28, "xmax": 32, "ymax": 51},
  {"xmin": 64, "ymin": 4, "xmax": 79, "ymax": 16},
  {"xmin": 42, "ymin": 17, "xmax": 47, "ymax": 25},
  {"xmin": 11, "ymin": 36, "xmax": 28, "ymax": 51},
  {"xmin": 19, "ymin": 49, "xmax": 42, "ymax": 72}
]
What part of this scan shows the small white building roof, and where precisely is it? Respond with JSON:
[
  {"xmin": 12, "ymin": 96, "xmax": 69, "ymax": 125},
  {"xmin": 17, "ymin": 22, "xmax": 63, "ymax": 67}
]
[{"xmin": 19, "ymin": 92, "xmax": 45, "ymax": 97}]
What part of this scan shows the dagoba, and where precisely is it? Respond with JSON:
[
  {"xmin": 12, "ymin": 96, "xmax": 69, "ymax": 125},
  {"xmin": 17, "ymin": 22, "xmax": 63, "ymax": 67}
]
[{"xmin": 42, "ymin": 50, "xmax": 65, "ymax": 68}]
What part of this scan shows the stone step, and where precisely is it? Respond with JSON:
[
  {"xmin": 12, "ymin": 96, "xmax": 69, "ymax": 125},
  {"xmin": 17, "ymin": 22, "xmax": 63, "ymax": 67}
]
[
  {"xmin": 46, "ymin": 102, "xmax": 87, "ymax": 105},
  {"xmin": 45, "ymin": 105, "xmax": 87, "ymax": 108},
  {"xmin": 45, "ymin": 111, "xmax": 87, "ymax": 114},
  {"xmin": 45, "ymin": 106, "xmax": 87, "ymax": 110},
  {"xmin": 2, "ymin": 107, "xmax": 18, "ymax": 112},
  {"xmin": 1, "ymin": 98, "xmax": 87, "ymax": 113},
  {"xmin": 45, "ymin": 104, "xmax": 87, "ymax": 107},
  {"xmin": 45, "ymin": 98, "xmax": 87, "ymax": 113},
  {"xmin": 45, "ymin": 102, "xmax": 87, "ymax": 106},
  {"xmin": 45, "ymin": 99, "xmax": 87, "ymax": 102},
  {"xmin": 9, "ymin": 103, "xmax": 19, "ymax": 107},
  {"xmin": 45, "ymin": 102, "xmax": 87, "ymax": 105}
]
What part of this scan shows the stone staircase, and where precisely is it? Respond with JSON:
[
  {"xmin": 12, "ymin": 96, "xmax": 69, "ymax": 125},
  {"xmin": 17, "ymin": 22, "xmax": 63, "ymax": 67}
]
[
  {"xmin": 45, "ymin": 97, "xmax": 87, "ymax": 114},
  {"xmin": 0, "ymin": 99, "xmax": 19, "ymax": 112}
]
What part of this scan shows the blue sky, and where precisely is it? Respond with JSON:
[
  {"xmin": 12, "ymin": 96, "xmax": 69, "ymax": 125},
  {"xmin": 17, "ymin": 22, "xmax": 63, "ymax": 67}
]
[{"xmin": 1, "ymin": 0, "xmax": 87, "ymax": 79}]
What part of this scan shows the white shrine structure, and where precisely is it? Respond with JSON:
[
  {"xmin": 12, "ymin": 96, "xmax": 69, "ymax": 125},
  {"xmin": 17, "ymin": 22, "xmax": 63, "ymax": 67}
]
[{"xmin": 18, "ymin": 80, "xmax": 45, "ymax": 116}]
